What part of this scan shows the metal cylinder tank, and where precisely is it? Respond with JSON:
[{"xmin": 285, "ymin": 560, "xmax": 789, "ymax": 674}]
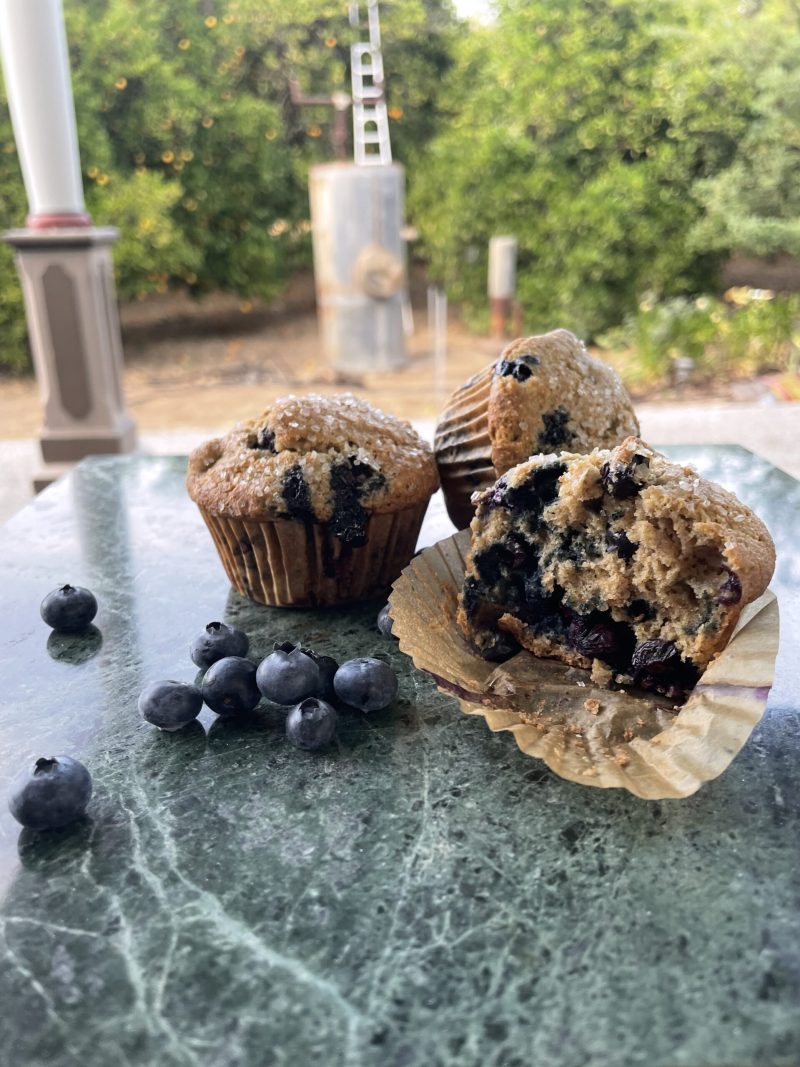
[{"xmin": 309, "ymin": 162, "xmax": 408, "ymax": 372}]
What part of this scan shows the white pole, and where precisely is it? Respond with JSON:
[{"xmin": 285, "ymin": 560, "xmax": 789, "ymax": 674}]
[
  {"xmin": 0, "ymin": 0, "xmax": 90, "ymax": 227},
  {"xmin": 488, "ymin": 235, "xmax": 517, "ymax": 338},
  {"xmin": 434, "ymin": 287, "xmax": 447, "ymax": 400}
]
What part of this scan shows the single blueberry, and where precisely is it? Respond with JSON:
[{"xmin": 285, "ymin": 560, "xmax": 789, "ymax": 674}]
[
  {"xmin": 483, "ymin": 476, "xmax": 510, "ymax": 509},
  {"xmin": 40, "ymin": 585, "xmax": 97, "ymax": 633},
  {"xmin": 627, "ymin": 599, "xmax": 653, "ymax": 621},
  {"xmin": 201, "ymin": 656, "xmax": 261, "ymax": 716},
  {"xmin": 567, "ymin": 613, "xmax": 636, "ymax": 667},
  {"xmin": 605, "ymin": 529, "xmax": 637, "ymax": 561},
  {"xmin": 377, "ymin": 603, "xmax": 396, "ymax": 639},
  {"xmin": 599, "ymin": 454, "xmax": 649, "ymax": 500},
  {"xmin": 477, "ymin": 630, "xmax": 521, "ymax": 662},
  {"xmin": 301, "ymin": 648, "xmax": 339, "ymax": 702},
  {"xmin": 286, "ymin": 698, "xmax": 338, "ymax": 751},
  {"xmin": 256, "ymin": 642, "xmax": 320, "ymax": 705},
  {"xmin": 495, "ymin": 354, "xmax": 539, "ymax": 382},
  {"xmin": 250, "ymin": 427, "xmax": 276, "ymax": 452},
  {"xmin": 717, "ymin": 568, "xmax": 742, "ymax": 605},
  {"xmin": 631, "ymin": 638, "xmax": 681, "ymax": 674},
  {"xmin": 138, "ymin": 680, "xmax": 203, "ymax": 731},
  {"xmin": 334, "ymin": 657, "xmax": 398, "ymax": 712},
  {"xmin": 190, "ymin": 621, "xmax": 249, "ymax": 668},
  {"xmin": 9, "ymin": 756, "xmax": 92, "ymax": 831},
  {"xmin": 537, "ymin": 407, "xmax": 575, "ymax": 451},
  {"xmin": 631, "ymin": 639, "xmax": 699, "ymax": 700}
]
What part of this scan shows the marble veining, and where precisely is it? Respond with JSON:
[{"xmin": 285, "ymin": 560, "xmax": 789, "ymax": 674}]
[{"xmin": 0, "ymin": 449, "xmax": 798, "ymax": 1066}]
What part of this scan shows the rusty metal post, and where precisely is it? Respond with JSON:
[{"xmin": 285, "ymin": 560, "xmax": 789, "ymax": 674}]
[{"xmin": 488, "ymin": 235, "xmax": 517, "ymax": 339}]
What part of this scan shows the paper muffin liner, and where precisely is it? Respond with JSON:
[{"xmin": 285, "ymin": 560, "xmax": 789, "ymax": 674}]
[
  {"xmin": 198, "ymin": 501, "xmax": 429, "ymax": 607},
  {"xmin": 433, "ymin": 363, "xmax": 497, "ymax": 529},
  {"xmin": 389, "ymin": 530, "xmax": 779, "ymax": 800}
]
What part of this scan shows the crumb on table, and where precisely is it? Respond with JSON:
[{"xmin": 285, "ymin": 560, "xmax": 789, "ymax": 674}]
[{"xmin": 584, "ymin": 698, "xmax": 601, "ymax": 715}]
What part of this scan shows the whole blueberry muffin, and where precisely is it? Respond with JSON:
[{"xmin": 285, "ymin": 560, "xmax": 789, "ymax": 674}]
[
  {"xmin": 187, "ymin": 394, "xmax": 439, "ymax": 606},
  {"xmin": 434, "ymin": 329, "xmax": 639, "ymax": 528},
  {"xmin": 457, "ymin": 437, "xmax": 775, "ymax": 701}
]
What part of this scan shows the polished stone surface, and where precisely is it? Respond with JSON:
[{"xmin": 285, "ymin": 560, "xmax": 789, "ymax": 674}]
[{"xmin": 0, "ymin": 448, "xmax": 798, "ymax": 1067}]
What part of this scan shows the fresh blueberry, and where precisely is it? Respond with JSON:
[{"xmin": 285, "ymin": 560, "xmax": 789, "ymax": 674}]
[
  {"xmin": 334, "ymin": 657, "xmax": 398, "ymax": 712},
  {"xmin": 377, "ymin": 603, "xmax": 396, "ymax": 639},
  {"xmin": 190, "ymin": 621, "xmax": 249, "ymax": 668},
  {"xmin": 40, "ymin": 585, "xmax": 97, "ymax": 633},
  {"xmin": 201, "ymin": 656, "xmax": 260, "ymax": 716},
  {"xmin": 138, "ymin": 680, "xmax": 203, "ymax": 731},
  {"xmin": 286, "ymin": 698, "xmax": 338, "ymax": 751},
  {"xmin": 9, "ymin": 756, "xmax": 93, "ymax": 831},
  {"xmin": 301, "ymin": 648, "xmax": 339, "ymax": 702},
  {"xmin": 256, "ymin": 642, "xmax": 320, "ymax": 705}
]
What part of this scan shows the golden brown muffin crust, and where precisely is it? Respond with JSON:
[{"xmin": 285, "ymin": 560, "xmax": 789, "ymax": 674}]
[
  {"xmin": 488, "ymin": 330, "xmax": 640, "ymax": 474},
  {"xmin": 186, "ymin": 393, "xmax": 439, "ymax": 520}
]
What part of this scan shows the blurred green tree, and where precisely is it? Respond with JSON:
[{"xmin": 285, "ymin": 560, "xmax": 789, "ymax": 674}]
[
  {"xmin": 690, "ymin": 1, "xmax": 800, "ymax": 259},
  {"xmin": 411, "ymin": 0, "xmax": 797, "ymax": 338},
  {"xmin": 0, "ymin": 0, "xmax": 456, "ymax": 370}
]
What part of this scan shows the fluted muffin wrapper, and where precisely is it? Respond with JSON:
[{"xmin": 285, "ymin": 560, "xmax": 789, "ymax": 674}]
[
  {"xmin": 389, "ymin": 530, "xmax": 779, "ymax": 800},
  {"xmin": 198, "ymin": 502, "xmax": 428, "ymax": 607},
  {"xmin": 433, "ymin": 363, "xmax": 497, "ymax": 529}
]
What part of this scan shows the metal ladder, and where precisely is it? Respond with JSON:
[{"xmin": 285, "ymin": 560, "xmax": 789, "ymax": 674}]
[{"xmin": 349, "ymin": 1, "xmax": 392, "ymax": 166}]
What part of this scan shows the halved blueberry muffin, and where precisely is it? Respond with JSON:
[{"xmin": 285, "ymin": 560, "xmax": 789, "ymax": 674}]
[
  {"xmin": 187, "ymin": 394, "xmax": 438, "ymax": 606},
  {"xmin": 457, "ymin": 437, "xmax": 775, "ymax": 701},
  {"xmin": 434, "ymin": 329, "xmax": 639, "ymax": 528}
]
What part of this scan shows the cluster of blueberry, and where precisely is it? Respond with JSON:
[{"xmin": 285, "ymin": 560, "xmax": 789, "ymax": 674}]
[
  {"xmin": 140, "ymin": 620, "xmax": 398, "ymax": 752},
  {"xmin": 9, "ymin": 584, "xmax": 400, "ymax": 833}
]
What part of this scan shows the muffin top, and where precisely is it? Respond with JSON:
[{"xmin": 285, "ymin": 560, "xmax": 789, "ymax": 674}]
[
  {"xmin": 487, "ymin": 330, "xmax": 639, "ymax": 474},
  {"xmin": 186, "ymin": 394, "xmax": 438, "ymax": 539},
  {"xmin": 461, "ymin": 436, "xmax": 775, "ymax": 674}
]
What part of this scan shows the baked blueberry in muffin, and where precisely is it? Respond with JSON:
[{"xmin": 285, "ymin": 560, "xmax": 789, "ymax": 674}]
[
  {"xmin": 434, "ymin": 329, "xmax": 639, "ymax": 528},
  {"xmin": 457, "ymin": 437, "xmax": 775, "ymax": 701}
]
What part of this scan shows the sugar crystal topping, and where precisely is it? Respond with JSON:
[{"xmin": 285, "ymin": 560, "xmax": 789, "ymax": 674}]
[{"xmin": 187, "ymin": 393, "xmax": 438, "ymax": 520}]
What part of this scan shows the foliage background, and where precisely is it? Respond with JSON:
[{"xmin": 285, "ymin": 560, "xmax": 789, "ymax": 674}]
[{"xmin": 1, "ymin": 0, "xmax": 799, "ymax": 374}]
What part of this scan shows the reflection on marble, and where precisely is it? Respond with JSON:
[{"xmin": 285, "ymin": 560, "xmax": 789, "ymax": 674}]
[{"xmin": 0, "ymin": 449, "xmax": 798, "ymax": 1067}]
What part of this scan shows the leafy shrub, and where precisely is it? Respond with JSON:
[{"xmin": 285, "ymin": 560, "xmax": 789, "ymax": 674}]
[
  {"xmin": 411, "ymin": 0, "xmax": 800, "ymax": 340},
  {"xmin": 598, "ymin": 290, "xmax": 800, "ymax": 387}
]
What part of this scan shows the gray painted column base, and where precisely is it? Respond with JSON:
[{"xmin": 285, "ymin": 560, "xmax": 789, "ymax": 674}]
[
  {"xmin": 3, "ymin": 225, "xmax": 137, "ymax": 491},
  {"xmin": 34, "ymin": 418, "xmax": 137, "ymax": 489}
]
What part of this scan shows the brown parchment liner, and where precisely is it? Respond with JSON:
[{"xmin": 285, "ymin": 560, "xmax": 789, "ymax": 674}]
[
  {"xmin": 389, "ymin": 530, "xmax": 779, "ymax": 800},
  {"xmin": 199, "ymin": 501, "xmax": 428, "ymax": 607},
  {"xmin": 433, "ymin": 364, "xmax": 497, "ymax": 529}
]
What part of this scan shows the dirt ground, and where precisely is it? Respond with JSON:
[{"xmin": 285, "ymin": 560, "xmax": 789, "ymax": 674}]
[{"xmin": 0, "ymin": 270, "xmax": 785, "ymax": 439}]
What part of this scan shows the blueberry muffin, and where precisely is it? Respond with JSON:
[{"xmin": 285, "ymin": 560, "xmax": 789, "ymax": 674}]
[
  {"xmin": 186, "ymin": 394, "xmax": 439, "ymax": 607},
  {"xmin": 457, "ymin": 437, "xmax": 775, "ymax": 701},
  {"xmin": 434, "ymin": 329, "xmax": 639, "ymax": 528}
]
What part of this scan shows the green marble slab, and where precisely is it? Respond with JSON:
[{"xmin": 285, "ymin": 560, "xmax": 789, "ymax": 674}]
[{"xmin": 0, "ymin": 448, "xmax": 798, "ymax": 1067}]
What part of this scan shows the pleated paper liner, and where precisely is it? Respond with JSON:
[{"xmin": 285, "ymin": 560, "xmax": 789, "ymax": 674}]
[
  {"xmin": 199, "ymin": 501, "xmax": 428, "ymax": 607},
  {"xmin": 389, "ymin": 530, "xmax": 779, "ymax": 800},
  {"xmin": 433, "ymin": 363, "xmax": 497, "ymax": 529}
]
